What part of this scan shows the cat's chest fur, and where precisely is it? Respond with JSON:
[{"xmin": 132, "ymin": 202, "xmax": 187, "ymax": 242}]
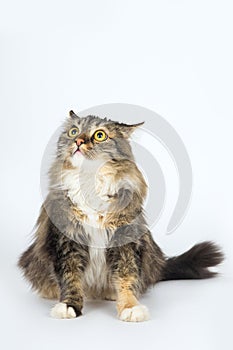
[
  {"xmin": 61, "ymin": 163, "xmax": 114, "ymax": 293},
  {"xmin": 82, "ymin": 222, "xmax": 110, "ymax": 295},
  {"xmin": 62, "ymin": 159, "xmax": 116, "ymax": 226}
]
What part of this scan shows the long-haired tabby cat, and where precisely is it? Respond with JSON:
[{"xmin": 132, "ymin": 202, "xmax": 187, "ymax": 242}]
[{"xmin": 18, "ymin": 110, "xmax": 224, "ymax": 322}]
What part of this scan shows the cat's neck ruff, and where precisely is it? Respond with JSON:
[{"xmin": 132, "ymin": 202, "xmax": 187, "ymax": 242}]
[{"xmin": 61, "ymin": 157, "xmax": 112, "ymax": 229}]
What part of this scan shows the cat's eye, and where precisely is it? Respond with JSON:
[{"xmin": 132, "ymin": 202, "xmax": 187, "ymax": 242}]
[
  {"xmin": 93, "ymin": 130, "xmax": 108, "ymax": 142},
  {"xmin": 68, "ymin": 127, "xmax": 79, "ymax": 138}
]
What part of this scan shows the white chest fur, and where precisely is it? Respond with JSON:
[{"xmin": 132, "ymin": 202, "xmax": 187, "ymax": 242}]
[
  {"xmin": 82, "ymin": 222, "xmax": 110, "ymax": 294},
  {"xmin": 61, "ymin": 159, "xmax": 114, "ymax": 293},
  {"xmin": 61, "ymin": 158, "xmax": 115, "ymax": 227}
]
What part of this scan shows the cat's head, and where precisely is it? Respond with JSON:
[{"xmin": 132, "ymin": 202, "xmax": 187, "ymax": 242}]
[{"xmin": 57, "ymin": 110, "xmax": 144, "ymax": 166}]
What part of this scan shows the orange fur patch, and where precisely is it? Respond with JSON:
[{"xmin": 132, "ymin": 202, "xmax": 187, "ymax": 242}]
[{"xmin": 116, "ymin": 277, "xmax": 139, "ymax": 315}]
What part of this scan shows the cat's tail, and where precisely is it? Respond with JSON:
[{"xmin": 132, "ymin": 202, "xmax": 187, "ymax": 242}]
[{"xmin": 161, "ymin": 241, "xmax": 224, "ymax": 281}]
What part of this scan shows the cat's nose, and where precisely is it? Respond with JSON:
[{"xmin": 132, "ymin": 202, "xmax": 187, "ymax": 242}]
[{"xmin": 76, "ymin": 138, "xmax": 85, "ymax": 146}]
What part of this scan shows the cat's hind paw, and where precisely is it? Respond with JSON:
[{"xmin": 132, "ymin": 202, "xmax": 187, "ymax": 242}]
[
  {"xmin": 119, "ymin": 304, "xmax": 150, "ymax": 322},
  {"xmin": 50, "ymin": 302, "xmax": 80, "ymax": 319}
]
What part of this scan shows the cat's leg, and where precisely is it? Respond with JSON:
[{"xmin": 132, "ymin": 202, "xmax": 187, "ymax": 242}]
[
  {"xmin": 115, "ymin": 277, "xmax": 150, "ymax": 322},
  {"xmin": 51, "ymin": 259, "xmax": 85, "ymax": 319},
  {"xmin": 109, "ymin": 245, "xmax": 150, "ymax": 322},
  {"xmin": 50, "ymin": 237, "xmax": 88, "ymax": 319}
]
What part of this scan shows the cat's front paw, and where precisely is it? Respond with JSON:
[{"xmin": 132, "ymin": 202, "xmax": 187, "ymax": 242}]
[
  {"xmin": 119, "ymin": 304, "xmax": 150, "ymax": 322},
  {"xmin": 50, "ymin": 302, "xmax": 81, "ymax": 319}
]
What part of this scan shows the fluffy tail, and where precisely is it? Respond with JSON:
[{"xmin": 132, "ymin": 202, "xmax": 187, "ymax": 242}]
[{"xmin": 162, "ymin": 241, "xmax": 224, "ymax": 281}]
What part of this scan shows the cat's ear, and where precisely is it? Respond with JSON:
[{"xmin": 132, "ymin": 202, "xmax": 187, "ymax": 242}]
[
  {"xmin": 68, "ymin": 110, "xmax": 80, "ymax": 119},
  {"xmin": 117, "ymin": 121, "xmax": 144, "ymax": 138}
]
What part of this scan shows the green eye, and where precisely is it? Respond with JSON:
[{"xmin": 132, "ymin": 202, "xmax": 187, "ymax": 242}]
[
  {"xmin": 68, "ymin": 127, "xmax": 79, "ymax": 138},
  {"xmin": 93, "ymin": 130, "xmax": 107, "ymax": 142}
]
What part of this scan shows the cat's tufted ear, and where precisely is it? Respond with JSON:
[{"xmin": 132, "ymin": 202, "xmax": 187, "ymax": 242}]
[
  {"xmin": 116, "ymin": 121, "xmax": 144, "ymax": 138},
  {"xmin": 69, "ymin": 110, "xmax": 80, "ymax": 119}
]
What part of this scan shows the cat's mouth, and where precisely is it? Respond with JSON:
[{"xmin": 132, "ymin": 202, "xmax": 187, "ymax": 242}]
[
  {"xmin": 72, "ymin": 145, "xmax": 93, "ymax": 160},
  {"xmin": 73, "ymin": 146, "xmax": 83, "ymax": 156}
]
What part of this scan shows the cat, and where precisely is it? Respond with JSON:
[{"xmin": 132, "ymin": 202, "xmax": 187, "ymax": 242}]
[{"xmin": 18, "ymin": 110, "xmax": 224, "ymax": 322}]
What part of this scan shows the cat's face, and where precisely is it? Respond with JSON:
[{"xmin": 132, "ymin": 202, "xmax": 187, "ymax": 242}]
[{"xmin": 57, "ymin": 111, "xmax": 143, "ymax": 166}]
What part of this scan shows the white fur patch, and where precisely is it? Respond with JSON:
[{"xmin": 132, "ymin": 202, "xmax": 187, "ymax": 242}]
[
  {"xmin": 84, "ymin": 247, "xmax": 108, "ymax": 293},
  {"xmin": 50, "ymin": 302, "xmax": 76, "ymax": 319},
  {"xmin": 62, "ymin": 158, "xmax": 136, "ymax": 227},
  {"xmin": 119, "ymin": 305, "xmax": 150, "ymax": 322},
  {"xmin": 83, "ymin": 222, "xmax": 112, "ymax": 294},
  {"xmin": 62, "ymin": 159, "xmax": 113, "ymax": 226}
]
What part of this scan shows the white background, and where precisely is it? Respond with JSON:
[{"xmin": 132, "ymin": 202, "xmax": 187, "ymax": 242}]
[{"xmin": 0, "ymin": 1, "xmax": 233, "ymax": 349}]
